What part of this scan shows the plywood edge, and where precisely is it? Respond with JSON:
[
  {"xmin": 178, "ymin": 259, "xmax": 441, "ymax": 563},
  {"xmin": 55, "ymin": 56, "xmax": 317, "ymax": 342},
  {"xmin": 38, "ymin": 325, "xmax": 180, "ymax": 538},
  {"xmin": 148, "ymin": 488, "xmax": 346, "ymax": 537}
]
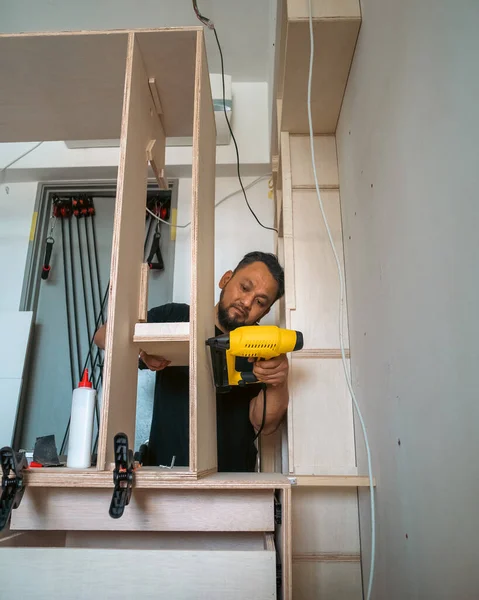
[
  {"xmin": 296, "ymin": 348, "xmax": 351, "ymax": 359},
  {"xmin": 293, "ymin": 552, "xmax": 360, "ymax": 562},
  {"xmin": 138, "ymin": 263, "xmax": 149, "ymax": 322},
  {"xmin": 23, "ymin": 470, "xmax": 291, "ymax": 489},
  {"xmin": 133, "ymin": 322, "xmax": 190, "ymax": 341},
  {"xmin": 280, "ymin": 131, "xmax": 296, "ymax": 311},
  {"xmin": 290, "ymin": 475, "xmax": 375, "ymax": 487},
  {"xmin": 0, "ymin": 26, "xmax": 204, "ymax": 40},
  {"xmin": 287, "ymin": 0, "xmax": 361, "ymax": 21}
]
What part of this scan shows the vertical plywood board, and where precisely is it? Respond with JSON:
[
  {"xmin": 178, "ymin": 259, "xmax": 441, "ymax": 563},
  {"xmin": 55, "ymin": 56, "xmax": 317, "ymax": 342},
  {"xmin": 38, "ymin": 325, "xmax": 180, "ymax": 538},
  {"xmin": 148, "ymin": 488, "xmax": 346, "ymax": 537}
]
[
  {"xmin": 290, "ymin": 135, "xmax": 339, "ymax": 188},
  {"xmin": 289, "ymin": 358, "xmax": 356, "ymax": 474},
  {"xmin": 276, "ymin": 487, "xmax": 292, "ymax": 600},
  {"xmin": 290, "ymin": 189, "xmax": 349, "ymax": 348},
  {"xmin": 292, "ymin": 488, "xmax": 360, "ymax": 554},
  {"xmin": 287, "ymin": 0, "xmax": 361, "ymax": 19},
  {"xmin": 281, "ymin": 132, "xmax": 296, "ymax": 311},
  {"xmin": 97, "ymin": 33, "xmax": 165, "ymax": 467},
  {"xmin": 293, "ymin": 562, "xmax": 363, "ymax": 600},
  {"xmin": 190, "ymin": 31, "xmax": 217, "ymax": 475}
]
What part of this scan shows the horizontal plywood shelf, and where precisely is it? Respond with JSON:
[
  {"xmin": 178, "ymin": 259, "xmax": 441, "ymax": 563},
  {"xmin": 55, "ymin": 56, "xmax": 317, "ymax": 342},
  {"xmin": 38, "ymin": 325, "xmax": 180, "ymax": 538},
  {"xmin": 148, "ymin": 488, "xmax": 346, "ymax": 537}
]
[
  {"xmin": 0, "ymin": 28, "xmax": 201, "ymax": 142},
  {"xmin": 133, "ymin": 322, "xmax": 190, "ymax": 365},
  {"xmin": 289, "ymin": 475, "xmax": 375, "ymax": 487},
  {"xmin": 23, "ymin": 470, "xmax": 292, "ymax": 489},
  {"xmin": 279, "ymin": 0, "xmax": 361, "ymax": 134}
]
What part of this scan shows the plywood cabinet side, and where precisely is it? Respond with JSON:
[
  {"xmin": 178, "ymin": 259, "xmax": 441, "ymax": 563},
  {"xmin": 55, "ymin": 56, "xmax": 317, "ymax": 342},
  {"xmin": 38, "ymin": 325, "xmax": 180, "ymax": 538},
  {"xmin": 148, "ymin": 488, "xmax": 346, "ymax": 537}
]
[
  {"xmin": 189, "ymin": 31, "xmax": 217, "ymax": 476},
  {"xmin": 97, "ymin": 33, "xmax": 165, "ymax": 468}
]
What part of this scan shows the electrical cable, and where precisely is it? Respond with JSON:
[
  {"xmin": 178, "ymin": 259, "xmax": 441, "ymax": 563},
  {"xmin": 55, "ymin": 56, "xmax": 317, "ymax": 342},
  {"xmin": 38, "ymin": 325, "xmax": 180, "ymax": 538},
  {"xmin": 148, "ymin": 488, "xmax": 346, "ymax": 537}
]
[
  {"xmin": 192, "ymin": 1, "xmax": 277, "ymax": 234},
  {"xmin": 252, "ymin": 384, "xmax": 267, "ymax": 443},
  {"xmin": 60, "ymin": 218, "xmax": 76, "ymax": 395},
  {"xmin": 91, "ymin": 216, "xmax": 105, "ymax": 324},
  {"xmin": 306, "ymin": 1, "xmax": 376, "ymax": 598},
  {"xmin": 76, "ymin": 217, "xmax": 94, "ymax": 371},
  {"xmin": 67, "ymin": 218, "xmax": 82, "ymax": 383},
  {"xmin": 146, "ymin": 174, "xmax": 271, "ymax": 228},
  {"xmin": 0, "ymin": 141, "xmax": 44, "ymax": 184}
]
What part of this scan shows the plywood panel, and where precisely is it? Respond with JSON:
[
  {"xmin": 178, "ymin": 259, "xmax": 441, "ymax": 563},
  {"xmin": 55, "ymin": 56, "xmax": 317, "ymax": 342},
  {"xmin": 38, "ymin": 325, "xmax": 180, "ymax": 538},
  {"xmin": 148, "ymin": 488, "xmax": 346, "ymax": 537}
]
[
  {"xmin": 133, "ymin": 322, "xmax": 189, "ymax": 365},
  {"xmin": 292, "ymin": 488, "xmax": 360, "ymax": 554},
  {"xmin": 97, "ymin": 33, "xmax": 165, "ymax": 468},
  {"xmin": 0, "ymin": 33, "xmax": 128, "ymax": 142},
  {"xmin": 65, "ymin": 531, "xmax": 269, "ymax": 550},
  {"xmin": 190, "ymin": 32, "xmax": 217, "ymax": 475},
  {"xmin": 0, "ymin": 311, "xmax": 33, "ymax": 378},
  {"xmin": 290, "ymin": 189, "xmax": 349, "ymax": 348},
  {"xmin": 11, "ymin": 488, "xmax": 275, "ymax": 532},
  {"xmin": 290, "ymin": 135, "xmax": 339, "ymax": 188},
  {"xmin": 281, "ymin": 132, "xmax": 296, "ymax": 311},
  {"xmin": 281, "ymin": 18, "xmax": 360, "ymax": 134},
  {"xmin": 0, "ymin": 379, "xmax": 22, "ymax": 447},
  {"xmin": 289, "ymin": 358, "xmax": 356, "ymax": 474},
  {"xmin": 293, "ymin": 562, "xmax": 363, "ymax": 599},
  {"xmin": 0, "ymin": 547, "xmax": 276, "ymax": 599},
  {"xmin": 287, "ymin": 0, "xmax": 361, "ymax": 19},
  {"xmin": 0, "ymin": 29, "xmax": 200, "ymax": 143}
]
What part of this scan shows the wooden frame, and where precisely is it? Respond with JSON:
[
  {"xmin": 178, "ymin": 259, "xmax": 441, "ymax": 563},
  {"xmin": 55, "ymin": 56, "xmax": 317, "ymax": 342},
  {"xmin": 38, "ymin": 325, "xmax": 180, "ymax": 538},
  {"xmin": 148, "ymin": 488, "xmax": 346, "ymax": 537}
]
[{"xmin": 0, "ymin": 28, "xmax": 216, "ymax": 479}]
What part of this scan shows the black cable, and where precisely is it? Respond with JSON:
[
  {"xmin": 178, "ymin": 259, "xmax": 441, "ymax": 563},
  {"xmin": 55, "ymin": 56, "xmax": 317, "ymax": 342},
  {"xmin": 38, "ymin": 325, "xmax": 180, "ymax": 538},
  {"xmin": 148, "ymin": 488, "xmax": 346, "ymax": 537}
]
[
  {"xmin": 91, "ymin": 215, "xmax": 105, "ymax": 324},
  {"xmin": 60, "ymin": 218, "xmax": 76, "ymax": 394},
  {"xmin": 192, "ymin": 1, "xmax": 278, "ymax": 234},
  {"xmin": 84, "ymin": 217, "xmax": 99, "ymax": 328},
  {"xmin": 253, "ymin": 384, "xmax": 268, "ymax": 443},
  {"xmin": 76, "ymin": 217, "xmax": 94, "ymax": 373},
  {"xmin": 60, "ymin": 282, "xmax": 110, "ymax": 456},
  {"xmin": 67, "ymin": 217, "xmax": 82, "ymax": 383}
]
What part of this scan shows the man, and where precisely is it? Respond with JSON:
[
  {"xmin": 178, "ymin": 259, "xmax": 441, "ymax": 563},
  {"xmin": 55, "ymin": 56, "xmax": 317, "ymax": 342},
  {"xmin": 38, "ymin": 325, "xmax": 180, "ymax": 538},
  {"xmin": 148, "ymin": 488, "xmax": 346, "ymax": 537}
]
[{"xmin": 94, "ymin": 251, "xmax": 289, "ymax": 472}]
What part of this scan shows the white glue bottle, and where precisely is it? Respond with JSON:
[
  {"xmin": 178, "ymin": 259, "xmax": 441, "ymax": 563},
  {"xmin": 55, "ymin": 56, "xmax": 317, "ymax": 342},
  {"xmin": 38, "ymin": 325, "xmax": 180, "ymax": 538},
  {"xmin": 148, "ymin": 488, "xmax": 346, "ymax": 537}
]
[{"xmin": 66, "ymin": 369, "xmax": 96, "ymax": 468}]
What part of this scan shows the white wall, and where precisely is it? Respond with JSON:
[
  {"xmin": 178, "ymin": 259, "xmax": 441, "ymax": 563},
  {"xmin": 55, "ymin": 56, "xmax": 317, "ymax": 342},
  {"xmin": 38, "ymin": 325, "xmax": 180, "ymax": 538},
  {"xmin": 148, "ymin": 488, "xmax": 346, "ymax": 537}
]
[
  {"xmin": 337, "ymin": 1, "xmax": 479, "ymax": 598},
  {"xmin": 173, "ymin": 175, "xmax": 276, "ymax": 325}
]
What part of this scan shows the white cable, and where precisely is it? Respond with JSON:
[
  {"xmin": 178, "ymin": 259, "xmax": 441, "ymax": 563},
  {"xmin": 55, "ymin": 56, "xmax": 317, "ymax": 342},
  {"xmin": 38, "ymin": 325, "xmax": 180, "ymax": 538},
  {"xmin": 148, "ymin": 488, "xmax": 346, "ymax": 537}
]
[
  {"xmin": 0, "ymin": 141, "xmax": 44, "ymax": 184},
  {"xmin": 307, "ymin": 2, "xmax": 376, "ymax": 598},
  {"xmin": 146, "ymin": 174, "xmax": 271, "ymax": 228}
]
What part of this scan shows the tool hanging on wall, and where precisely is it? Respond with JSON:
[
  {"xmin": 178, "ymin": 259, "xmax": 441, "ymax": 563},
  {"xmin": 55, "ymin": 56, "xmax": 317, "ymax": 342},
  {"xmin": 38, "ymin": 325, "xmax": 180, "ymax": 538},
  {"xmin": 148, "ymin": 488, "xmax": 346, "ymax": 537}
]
[{"xmin": 145, "ymin": 193, "xmax": 170, "ymax": 270}]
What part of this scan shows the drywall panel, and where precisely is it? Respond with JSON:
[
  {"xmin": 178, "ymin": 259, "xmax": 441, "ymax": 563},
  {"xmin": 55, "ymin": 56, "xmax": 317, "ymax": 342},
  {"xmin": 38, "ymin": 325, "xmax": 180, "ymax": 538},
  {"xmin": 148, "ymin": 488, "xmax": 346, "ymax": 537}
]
[
  {"xmin": 336, "ymin": 0, "xmax": 479, "ymax": 597},
  {"xmin": 289, "ymin": 357, "xmax": 356, "ymax": 474},
  {"xmin": 290, "ymin": 189, "xmax": 349, "ymax": 348}
]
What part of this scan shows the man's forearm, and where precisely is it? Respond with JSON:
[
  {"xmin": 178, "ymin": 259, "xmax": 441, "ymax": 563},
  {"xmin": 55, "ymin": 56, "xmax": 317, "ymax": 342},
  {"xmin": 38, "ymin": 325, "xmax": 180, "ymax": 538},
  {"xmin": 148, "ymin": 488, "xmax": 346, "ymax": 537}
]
[
  {"xmin": 94, "ymin": 323, "xmax": 107, "ymax": 350},
  {"xmin": 250, "ymin": 382, "xmax": 289, "ymax": 436}
]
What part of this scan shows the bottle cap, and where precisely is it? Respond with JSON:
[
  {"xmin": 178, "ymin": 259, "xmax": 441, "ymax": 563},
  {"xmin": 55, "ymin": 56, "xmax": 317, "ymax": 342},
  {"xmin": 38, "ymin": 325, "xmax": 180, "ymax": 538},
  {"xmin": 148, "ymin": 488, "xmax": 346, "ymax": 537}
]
[{"xmin": 79, "ymin": 369, "xmax": 93, "ymax": 389}]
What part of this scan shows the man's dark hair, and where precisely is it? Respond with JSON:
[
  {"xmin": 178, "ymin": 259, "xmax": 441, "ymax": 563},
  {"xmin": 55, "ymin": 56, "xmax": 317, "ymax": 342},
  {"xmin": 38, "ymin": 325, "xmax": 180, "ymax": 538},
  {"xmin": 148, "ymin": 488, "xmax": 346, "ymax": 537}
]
[{"xmin": 233, "ymin": 251, "xmax": 285, "ymax": 302}]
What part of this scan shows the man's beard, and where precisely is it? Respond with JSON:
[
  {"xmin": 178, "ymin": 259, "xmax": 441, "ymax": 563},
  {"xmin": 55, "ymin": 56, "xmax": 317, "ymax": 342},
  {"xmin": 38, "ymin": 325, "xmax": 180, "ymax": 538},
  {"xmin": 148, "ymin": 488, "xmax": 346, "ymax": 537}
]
[{"xmin": 217, "ymin": 289, "xmax": 249, "ymax": 331}]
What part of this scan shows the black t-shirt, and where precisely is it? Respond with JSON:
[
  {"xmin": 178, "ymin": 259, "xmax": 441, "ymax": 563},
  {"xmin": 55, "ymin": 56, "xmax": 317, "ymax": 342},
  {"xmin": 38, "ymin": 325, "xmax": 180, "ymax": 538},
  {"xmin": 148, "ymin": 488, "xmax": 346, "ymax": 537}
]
[{"xmin": 139, "ymin": 303, "xmax": 263, "ymax": 472}]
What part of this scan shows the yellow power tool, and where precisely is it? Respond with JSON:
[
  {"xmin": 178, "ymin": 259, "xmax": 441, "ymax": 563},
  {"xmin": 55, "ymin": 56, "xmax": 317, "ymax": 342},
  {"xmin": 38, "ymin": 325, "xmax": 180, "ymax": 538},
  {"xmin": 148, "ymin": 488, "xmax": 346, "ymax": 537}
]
[{"xmin": 206, "ymin": 325, "xmax": 304, "ymax": 393}]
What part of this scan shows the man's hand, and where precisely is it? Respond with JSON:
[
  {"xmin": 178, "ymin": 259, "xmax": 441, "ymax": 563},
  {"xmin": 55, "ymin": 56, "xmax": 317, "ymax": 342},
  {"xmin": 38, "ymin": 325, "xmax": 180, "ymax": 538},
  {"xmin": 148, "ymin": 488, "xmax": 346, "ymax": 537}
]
[
  {"xmin": 139, "ymin": 350, "xmax": 171, "ymax": 372},
  {"xmin": 250, "ymin": 353, "xmax": 289, "ymax": 387}
]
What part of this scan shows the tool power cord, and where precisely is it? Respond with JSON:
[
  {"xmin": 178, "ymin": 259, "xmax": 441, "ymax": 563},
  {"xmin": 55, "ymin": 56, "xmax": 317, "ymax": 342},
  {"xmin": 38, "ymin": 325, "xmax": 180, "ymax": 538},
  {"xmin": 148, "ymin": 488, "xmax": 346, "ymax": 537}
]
[{"xmin": 306, "ymin": 1, "xmax": 376, "ymax": 598}]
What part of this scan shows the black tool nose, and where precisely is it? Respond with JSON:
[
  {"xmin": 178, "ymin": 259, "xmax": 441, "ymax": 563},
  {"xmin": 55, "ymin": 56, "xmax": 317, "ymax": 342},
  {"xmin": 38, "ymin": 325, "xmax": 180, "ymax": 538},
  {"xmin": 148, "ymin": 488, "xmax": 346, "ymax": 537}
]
[{"xmin": 294, "ymin": 331, "xmax": 304, "ymax": 351}]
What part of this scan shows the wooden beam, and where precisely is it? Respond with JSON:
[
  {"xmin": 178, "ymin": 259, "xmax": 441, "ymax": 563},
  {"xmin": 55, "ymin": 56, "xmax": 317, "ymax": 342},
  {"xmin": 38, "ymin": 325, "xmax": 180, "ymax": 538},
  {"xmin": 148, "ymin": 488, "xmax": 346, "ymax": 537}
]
[
  {"xmin": 138, "ymin": 263, "xmax": 149, "ymax": 322},
  {"xmin": 189, "ymin": 31, "xmax": 217, "ymax": 476},
  {"xmin": 146, "ymin": 139, "xmax": 168, "ymax": 190},
  {"xmin": 97, "ymin": 33, "xmax": 165, "ymax": 469}
]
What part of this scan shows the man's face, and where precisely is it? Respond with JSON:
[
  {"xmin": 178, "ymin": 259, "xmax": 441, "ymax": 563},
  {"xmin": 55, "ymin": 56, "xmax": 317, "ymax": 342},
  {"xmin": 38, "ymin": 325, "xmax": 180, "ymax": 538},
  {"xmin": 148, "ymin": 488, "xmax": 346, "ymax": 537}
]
[{"xmin": 217, "ymin": 261, "xmax": 279, "ymax": 331}]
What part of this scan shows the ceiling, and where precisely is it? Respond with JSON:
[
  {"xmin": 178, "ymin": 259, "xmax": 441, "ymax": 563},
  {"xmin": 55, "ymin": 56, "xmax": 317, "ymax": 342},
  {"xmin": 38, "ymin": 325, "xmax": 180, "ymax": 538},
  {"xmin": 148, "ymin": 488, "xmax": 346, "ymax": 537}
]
[{"xmin": 0, "ymin": 0, "xmax": 277, "ymax": 83}]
